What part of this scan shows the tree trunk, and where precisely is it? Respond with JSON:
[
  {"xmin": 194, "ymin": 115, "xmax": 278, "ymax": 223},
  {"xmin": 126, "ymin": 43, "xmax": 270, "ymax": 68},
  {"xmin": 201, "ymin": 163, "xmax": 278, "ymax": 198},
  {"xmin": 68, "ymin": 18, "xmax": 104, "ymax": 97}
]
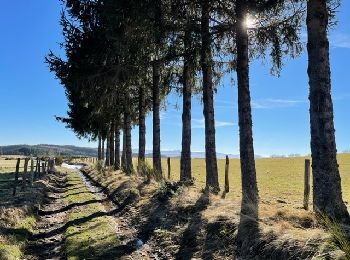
[
  {"xmin": 236, "ymin": 0, "xmax": 259, "ymax": 222},
  {"xmin": 307, "ymin": 0, "xmax": 350, "ymax": 223},
  {"xmin": 153, "ymin": 60, "xmax": 162, "ymax": 174},
  {"xmin": 139, "ymin": 85, "xmax": 146, "ymax": 164},
  {"xmin": 122, "ymin": 127, "xmax": 126, "ymax": 169},
  {"xmin": 106, "ymin": 128, "xmax": 110, "ymax": 166},
  {"xmin": 201, "ymin": 0, "xmax": 219, "ymax": 192},
  {"xmin": 180, "ymin": 28, "xmax": 193, "ymax": 182},
  {"xmin": 101, "ymin": 138, "xmax": 105, "ymax": 163},
  {"xmin": 110, "ymin": 121, "xmax": 115, "ymax": 166},
  {"xmin": 115, "ymin": 125, "xmax": 121, "ymax": 170},
  {"xmin": 125, "ymin": 103, "xmax": 133, "ymax": 174},
  {"xmin": 98, "ymin": 135, "xmax": 102, "ymax": 160}
]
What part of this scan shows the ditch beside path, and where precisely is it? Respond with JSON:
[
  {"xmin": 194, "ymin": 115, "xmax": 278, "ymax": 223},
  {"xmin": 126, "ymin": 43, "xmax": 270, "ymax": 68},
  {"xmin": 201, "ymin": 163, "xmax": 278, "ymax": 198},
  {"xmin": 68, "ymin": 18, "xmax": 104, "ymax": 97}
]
[{"xmin": 24, "ymin": 166, "xmax": 156, "ymax": 260}]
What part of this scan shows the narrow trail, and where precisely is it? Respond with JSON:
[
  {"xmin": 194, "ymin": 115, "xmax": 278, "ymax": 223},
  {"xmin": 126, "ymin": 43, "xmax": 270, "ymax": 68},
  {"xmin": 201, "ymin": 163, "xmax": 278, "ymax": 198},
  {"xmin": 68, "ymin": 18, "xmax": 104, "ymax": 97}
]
[
  {"xmin": 24, "ymin": 166, "xmax": 157, "ymax": 259},
  {"xmin": 77, "ymin": 169, "xmax": 158, "ymax": 259},
  {"xmin": 24, "ymin": 172, "xmax": 68, "ymax": 260}
]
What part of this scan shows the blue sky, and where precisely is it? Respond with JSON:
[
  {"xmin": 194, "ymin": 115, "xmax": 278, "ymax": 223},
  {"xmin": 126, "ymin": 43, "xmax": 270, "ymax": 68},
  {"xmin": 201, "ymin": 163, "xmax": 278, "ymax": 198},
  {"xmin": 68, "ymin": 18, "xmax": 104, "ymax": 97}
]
[{"xmin": 0, "ymin": 1, "xmax": 349, "ymax": 156}]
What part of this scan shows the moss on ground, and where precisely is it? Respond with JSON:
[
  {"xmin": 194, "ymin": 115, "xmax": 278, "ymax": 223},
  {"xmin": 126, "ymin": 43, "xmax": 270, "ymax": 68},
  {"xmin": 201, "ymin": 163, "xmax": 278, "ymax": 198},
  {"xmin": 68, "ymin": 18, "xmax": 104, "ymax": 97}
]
[{"xmin": 63, "ymin": 170, "xmax": 121, "ymax": 260}]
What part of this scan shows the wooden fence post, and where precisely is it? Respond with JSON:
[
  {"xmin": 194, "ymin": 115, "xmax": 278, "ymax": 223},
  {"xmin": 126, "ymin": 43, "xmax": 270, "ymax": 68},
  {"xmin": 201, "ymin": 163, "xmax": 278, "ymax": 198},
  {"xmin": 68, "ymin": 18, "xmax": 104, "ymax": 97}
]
[
  {"xmin": 38, "ymin": 161, "xmax": 41, "ymax": 178},
  {"xmin": 42, "ymin": 162, "xmax": 45, "ymax": 176},
  {"xmin": 13, "ymin": 158, "xmax": 21, "ymax": 196},
  {"xmin": 167, "ymin": 157, "xmax": 171, "ymax": 180},
  {"xmin": 21, "ymin": 158, "xmax": 29, "ymax": 191},
  {"xmin": 304, "ymin": 159, "xmax": 311, "ymax": 210},
  {"xmin": 225, "ymin": 155, "xmax": 230, "ymax": 193},
  {"xmin": 30, "ymin": 158, "xmax": 34, "ymax": 187},
  {"xmin": 35, "ymin": 158, "xmax": 39, "ymax": 180}
]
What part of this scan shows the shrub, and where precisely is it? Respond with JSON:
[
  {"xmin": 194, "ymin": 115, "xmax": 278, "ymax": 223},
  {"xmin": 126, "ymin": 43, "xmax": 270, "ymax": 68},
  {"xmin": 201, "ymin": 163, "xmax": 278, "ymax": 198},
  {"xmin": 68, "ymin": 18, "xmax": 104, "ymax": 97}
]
[
  {"xmin": 55, "ymin": 156, "xmax": 63, "ymax": 166},
  {"xmin": 137, "ymin": 161, "xmax": 162, "ymax": 182},
  {"xmin": 95, "ymin": 160, "xmax": 105, "ymax": 175}
]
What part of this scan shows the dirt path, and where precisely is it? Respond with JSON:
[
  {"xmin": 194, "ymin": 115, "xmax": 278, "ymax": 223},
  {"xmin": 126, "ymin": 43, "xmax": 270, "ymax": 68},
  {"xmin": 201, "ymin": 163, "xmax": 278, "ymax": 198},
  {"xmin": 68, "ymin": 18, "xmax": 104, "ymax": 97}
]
[
  {"xmin": 24, "ymin": 172, "xmax": 68, "ymax": 260},
  {"xmin": 23, "ymin": 167, "xmax": 157, "ymax": 259}
]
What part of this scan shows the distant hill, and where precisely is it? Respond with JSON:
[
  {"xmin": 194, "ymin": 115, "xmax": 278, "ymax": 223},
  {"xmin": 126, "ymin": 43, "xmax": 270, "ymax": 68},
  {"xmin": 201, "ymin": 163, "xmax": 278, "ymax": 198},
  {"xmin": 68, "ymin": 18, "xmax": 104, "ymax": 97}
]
[
  {"xmin": 0, "ymin": 144, "xmax": 261, "ymax": 159},
  {"xmin": 0, "ymin": 144, "xmax": 97, "ymax": 157}
]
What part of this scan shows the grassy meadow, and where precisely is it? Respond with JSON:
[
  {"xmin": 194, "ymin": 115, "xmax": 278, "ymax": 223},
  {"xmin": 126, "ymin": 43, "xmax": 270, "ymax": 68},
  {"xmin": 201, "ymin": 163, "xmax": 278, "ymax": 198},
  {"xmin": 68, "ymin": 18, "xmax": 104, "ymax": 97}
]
[
  {"xmin": 3, "ymin": 154, "xmax": 350, "ymax": 210},
  {"xmin": 0, "ymin": 157, "xmax": 46, "ymax": 259},
  {"xmin": 136, "ymin": 153, "xmax": 350, "ymax": 212}
]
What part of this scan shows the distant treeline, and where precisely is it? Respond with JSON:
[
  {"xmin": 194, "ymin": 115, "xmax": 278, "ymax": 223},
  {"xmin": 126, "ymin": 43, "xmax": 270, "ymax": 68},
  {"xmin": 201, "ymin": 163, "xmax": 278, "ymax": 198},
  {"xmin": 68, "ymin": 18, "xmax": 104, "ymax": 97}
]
[{"xmin": 0, "ymin": 145, "xmax": 97, "ymax": 157}]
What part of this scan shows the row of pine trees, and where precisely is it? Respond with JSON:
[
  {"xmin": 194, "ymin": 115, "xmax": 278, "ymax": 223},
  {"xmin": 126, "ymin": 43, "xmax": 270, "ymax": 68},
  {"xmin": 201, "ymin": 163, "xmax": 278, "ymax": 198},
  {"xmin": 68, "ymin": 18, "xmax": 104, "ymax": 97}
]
[{"xmin": 47, "ymin": 0, "xmax": 350, "ymax": 234}]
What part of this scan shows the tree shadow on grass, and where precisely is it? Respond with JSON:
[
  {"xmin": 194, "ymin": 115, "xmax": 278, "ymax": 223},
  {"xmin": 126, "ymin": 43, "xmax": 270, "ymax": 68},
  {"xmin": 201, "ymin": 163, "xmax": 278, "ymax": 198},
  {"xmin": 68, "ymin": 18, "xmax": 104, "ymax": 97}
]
[
  {"xmin": 235, "ymin": 213, "xmax": 316, "ymax": 259},
  {"xmin": 38, "ymin": 198, "xmax": 108, "ymax": 216},
  {"xmin": 202, "ymin": 217, "xmax": 236, "ymax": 259},
  {"xmin": 33, "ymin": 190, "xmax": 139, "ymax": 240},
  {"xmin": 175, "ymin": 193, "xmax": 210, "ymax": 260}
]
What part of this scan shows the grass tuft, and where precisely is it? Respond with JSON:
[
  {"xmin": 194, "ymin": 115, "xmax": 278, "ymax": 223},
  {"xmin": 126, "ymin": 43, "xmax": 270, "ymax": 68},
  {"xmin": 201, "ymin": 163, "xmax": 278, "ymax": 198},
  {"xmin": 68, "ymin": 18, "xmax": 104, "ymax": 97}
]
[{"xmin": 318, "ymin": 212, "xmax": 350, "ymax": 258}]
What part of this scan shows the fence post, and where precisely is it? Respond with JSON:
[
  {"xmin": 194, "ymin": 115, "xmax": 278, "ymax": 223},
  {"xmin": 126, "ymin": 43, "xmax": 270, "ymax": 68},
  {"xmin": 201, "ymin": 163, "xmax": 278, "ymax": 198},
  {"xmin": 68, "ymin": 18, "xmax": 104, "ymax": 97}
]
[
  {"xmin": 225, "ymin": 155, "xmax": 230, "ymax": 193},
  {"xmin": 303, "ymin": 159, "xmax": 311, "ymax": 210},
  {"xmin": 35, "ymin": 158, "xmax": 39, "ymax": 180},
  {"xmin": 42, "ymin": 162, "xmax": 45, "ymax": 176},
  {"xmin": 167, "ymin": 157, "xmax": 171, "ymax": 180},
  {"xmin": 21, "ymin": 158, "xmax": 29, "ymax": 191},
  {"xmin": 13, "ymin": 158, "xmax": 21, "ymax": 196},
  {"xmin": 30, "ymin": 158, "xmax": 34, "ymax": 187},
  {"xmin": 38, "ymin": 160, "xmax": 41, "ymax": 178}
]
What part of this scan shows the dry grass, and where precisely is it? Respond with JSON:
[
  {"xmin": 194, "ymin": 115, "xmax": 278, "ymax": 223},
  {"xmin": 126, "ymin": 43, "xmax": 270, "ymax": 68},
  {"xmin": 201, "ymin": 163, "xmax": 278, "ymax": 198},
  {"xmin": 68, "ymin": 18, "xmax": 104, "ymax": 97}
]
[
  {"xmin": 131, "ymin": 153, "xmax": 350, "ymax": 212},
  {"xmin": 0, "ymin": 158, "xmax": 46, "ymax": 259},
  {"xmin": 83, "ymin": 163, "xmax": 347, "ymax": 259}
]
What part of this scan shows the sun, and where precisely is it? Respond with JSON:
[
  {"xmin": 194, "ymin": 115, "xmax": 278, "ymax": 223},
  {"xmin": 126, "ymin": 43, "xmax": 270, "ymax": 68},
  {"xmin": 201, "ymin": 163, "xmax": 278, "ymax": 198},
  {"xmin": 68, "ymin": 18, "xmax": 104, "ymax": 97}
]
[{"xmin": 245, "ymin": 15, "xmax": 256, "ymax": 28}]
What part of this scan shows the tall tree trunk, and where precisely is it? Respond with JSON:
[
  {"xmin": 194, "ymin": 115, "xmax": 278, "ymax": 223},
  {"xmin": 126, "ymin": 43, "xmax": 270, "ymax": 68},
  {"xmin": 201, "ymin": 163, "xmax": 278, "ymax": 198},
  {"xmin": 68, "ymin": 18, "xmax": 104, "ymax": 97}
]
[
  {"xmin": 98, "ymin": 135, "xmax": 102, "ymax": 160},
  {"xmin": 110, "ymin": 121, "xmax": 115, "ymax": 166},
  {"xmin": 105, "ymin": 128, "xmax": 110, "ymax": 166},
  {"xmin": 153, "ymin": 60, "xmax": 162, "ymax": 174},
  {"xmin": 139, "ymin": 85, "xmax": 146, "ymax": 165},
  {"xmin": 236, "ymin": 0, "xmax": 259, "ymax": 221},
  {"xmin": 180, "ymin": 28, "xmax": 193, "ymax": 182},
  {"xmin": 307, "ymin": 0, "xmax": 349, "ymax": 223},
  {"xmin": 200, "ymin": 0, "xmax": 219, "ymax": 191},
  {"xmin": 115, "ymin": 125, "xmax": 121, "ymax": 170},
  {"xmin": 122, "ymin": 128, "xmax": 126, "ymax": 169},
  {"xmin": 101, "ymin": 138, "xmax": 105, "ymax": 162},
  {"xmin": 125, "ymin": 104, "xmax": 133, "ymax": 174}
]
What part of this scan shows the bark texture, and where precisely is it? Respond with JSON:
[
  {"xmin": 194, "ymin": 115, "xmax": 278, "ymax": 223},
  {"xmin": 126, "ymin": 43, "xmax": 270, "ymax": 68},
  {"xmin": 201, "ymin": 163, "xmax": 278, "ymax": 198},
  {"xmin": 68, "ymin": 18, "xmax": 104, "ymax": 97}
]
[
  {"xmin": 153, "ymin": 60, "xmax": 162, "ymax": 174},
  {"xmin": 139, "ymin": 85, "xmax": 146, "ymax": 164},
  {"xmin": 105, "ymin": 129, "xmax": 110, "ymax": 166},
  {"xmin": 109, "ymin": 121, "xmax": 115, "ymax": 166},
  {"xmin": 115, "ymin": 126, "xmax": 120, "ymax": 170},
  {"xmin": 180, "ymin": 28, "xmax": 193, "ymax": 182},
  {"xmin": 236, "ymin": 0, "xmax": 259, "ymax": 221},
  {"xmin": 98, "ymin": 135, "xmax": 102, "ymax": 160},
  {"xmin": 201, "ymin": 0, "xmax": 219, "ymax": 191},
  {"xmin": 307, "ymin": 0, "xmax": 350, "ymax": 223},
  {"xmin": 101, "ymin": 138, "xmax": 105, "ymax": 162},
  {"xmin": 125, "ymin": 104, "xmax": 133, "ymax": 174},
  {"xmin": 122, "ymin": 128, "xmax": 126, "ymax": 169}
]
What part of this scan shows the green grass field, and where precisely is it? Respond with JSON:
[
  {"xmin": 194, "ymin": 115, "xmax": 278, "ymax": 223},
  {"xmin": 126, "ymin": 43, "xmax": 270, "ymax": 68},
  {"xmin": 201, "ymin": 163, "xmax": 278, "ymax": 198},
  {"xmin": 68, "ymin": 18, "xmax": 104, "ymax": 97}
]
[
  {"xmin": 2, "ymin": 154, "xmax": 350, "ymax": 211},
  {"xmin": 137, "ymin": 154, "xmax": 350, "ymax": 210}
]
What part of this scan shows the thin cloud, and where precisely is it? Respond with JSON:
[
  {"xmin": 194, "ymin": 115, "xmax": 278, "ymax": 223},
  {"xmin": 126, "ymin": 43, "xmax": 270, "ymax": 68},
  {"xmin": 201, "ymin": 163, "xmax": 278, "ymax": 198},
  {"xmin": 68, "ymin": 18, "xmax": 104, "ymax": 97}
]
[
  {"xmin": 192, "ymin": 118, "xmax": 235, "ymax": 129},
  {"xmin": 300, "ymin": 31, "xmax": 350, "ymax": 49},
  {"xmin": 159, "ymin": 111, "xmax": 166, "ymax": 120},
  {"xmin": 330, "ymin": 32, "xmax": 350, "ymax": 49},
  {"xmin": 252, "ymin": 98, "xmax": 305, "ymax": 109}
]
